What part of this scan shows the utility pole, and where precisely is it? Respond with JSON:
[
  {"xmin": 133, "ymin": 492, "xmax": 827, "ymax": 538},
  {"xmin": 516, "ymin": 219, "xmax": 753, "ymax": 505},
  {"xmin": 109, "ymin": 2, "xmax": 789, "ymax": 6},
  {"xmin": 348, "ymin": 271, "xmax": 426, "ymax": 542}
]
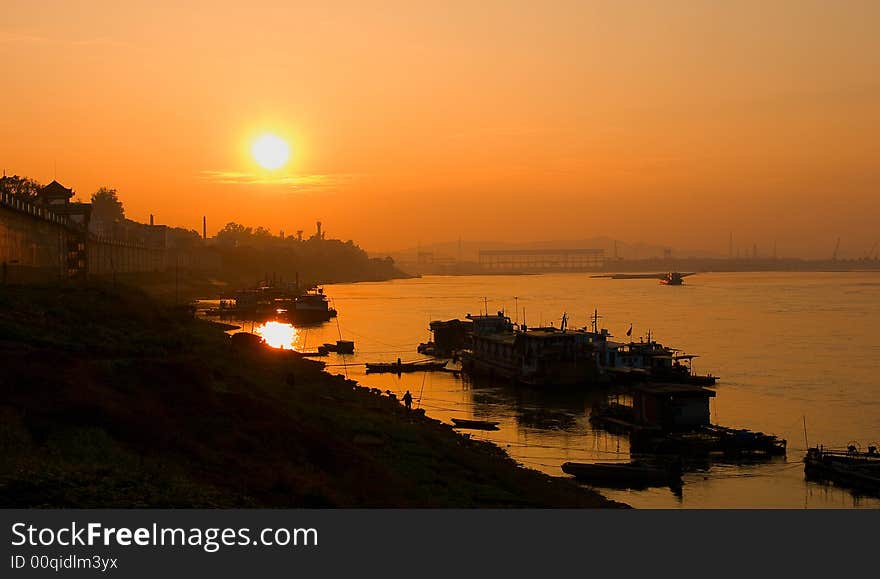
[{"xmin": 175, "ymin": 253, "xmax": 179, "ymax": 304}]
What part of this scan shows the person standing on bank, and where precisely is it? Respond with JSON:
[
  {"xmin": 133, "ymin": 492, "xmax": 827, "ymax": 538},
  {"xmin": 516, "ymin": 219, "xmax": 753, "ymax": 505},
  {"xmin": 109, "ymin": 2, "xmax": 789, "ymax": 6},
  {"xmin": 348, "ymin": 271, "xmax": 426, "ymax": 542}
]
[{"xmin": 402, "ymin": 390, "xmax": 413, "ymax": 409}]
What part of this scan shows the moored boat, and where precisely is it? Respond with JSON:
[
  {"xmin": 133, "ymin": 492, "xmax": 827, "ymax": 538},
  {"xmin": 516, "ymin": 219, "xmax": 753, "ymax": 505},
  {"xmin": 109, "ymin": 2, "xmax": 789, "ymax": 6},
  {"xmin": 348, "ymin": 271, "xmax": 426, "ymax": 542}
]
[
  {"xmin": 450, "ymin": 418, "xmax": 500, "ymax": 431},
  {"xmin": 365, "ymin": 359, "xmax": 448, "ymax": 374},
  {"xmin": 451, "ymin": 309, "xmax": 717, "ymax": 388},
  {"xmin": 203, "ymin": 282, "xmax": 337, "ymax": 324},
  {"xmin": 561, "ymin": 460, "xmax": 682, "ymax": 487},
  {"xmin": 804, "ymin": 445, "xmax": 880, "ymax": 494}
]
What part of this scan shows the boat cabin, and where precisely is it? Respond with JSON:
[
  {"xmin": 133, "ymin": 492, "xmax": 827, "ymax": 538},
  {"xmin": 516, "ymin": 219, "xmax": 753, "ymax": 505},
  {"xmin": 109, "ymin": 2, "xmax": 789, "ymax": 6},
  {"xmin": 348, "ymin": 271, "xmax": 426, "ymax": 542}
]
[
  {"xmin": 632, "ymin": 384, "xmax": 716, "ymax": 430},
  {"xmin": 612, "ymin": 340, "xmax": 675, "ymax": 372},
  {"xmin": 429, "ymin": 319, "xmax": 473, "ymax": 352},
  {"xmin": 467, "ymin": 312, "xmax": 514, "ymax": 335}
]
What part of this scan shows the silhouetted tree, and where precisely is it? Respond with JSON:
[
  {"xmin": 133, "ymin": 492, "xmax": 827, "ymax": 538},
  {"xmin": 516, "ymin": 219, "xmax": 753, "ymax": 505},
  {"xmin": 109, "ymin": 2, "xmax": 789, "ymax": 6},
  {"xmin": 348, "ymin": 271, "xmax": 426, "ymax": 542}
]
[
  {"xmin": 216, "ymin": 222, "xmax": 254, "ymax": 246},
  {"xmin": 208, "ymin": 220, "xmax": 403, "ymax": 283},
  {"xmin": 90, "ymin": 187, "xmax": 125, "ymax": 224},
  {"xmin": 0, "ymin": 175, "xmax": 41, "ymax": 200},
  {"xmin": 168, "ymin": 227, "xmax": 203, "ymax": 249}
]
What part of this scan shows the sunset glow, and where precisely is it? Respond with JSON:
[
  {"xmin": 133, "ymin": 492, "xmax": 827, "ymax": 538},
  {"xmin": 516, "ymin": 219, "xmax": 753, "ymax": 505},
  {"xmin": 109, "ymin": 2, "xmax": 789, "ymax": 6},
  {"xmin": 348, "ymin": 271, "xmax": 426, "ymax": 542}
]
[
  {"xmin": 254, "ymin": 321, "xmax": 297, "ymax": 349},
  {"xmin": 1, "ymin": 1, "xmax": 878, "ymax": 255}
]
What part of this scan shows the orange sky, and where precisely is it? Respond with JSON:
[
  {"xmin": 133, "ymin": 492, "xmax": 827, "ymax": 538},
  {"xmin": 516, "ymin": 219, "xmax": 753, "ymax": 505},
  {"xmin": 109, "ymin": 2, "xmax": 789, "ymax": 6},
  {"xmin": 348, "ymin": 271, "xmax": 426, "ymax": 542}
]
[{"xmin": 2, "ymin": 1, "xmax": 878, "ymax": 257}]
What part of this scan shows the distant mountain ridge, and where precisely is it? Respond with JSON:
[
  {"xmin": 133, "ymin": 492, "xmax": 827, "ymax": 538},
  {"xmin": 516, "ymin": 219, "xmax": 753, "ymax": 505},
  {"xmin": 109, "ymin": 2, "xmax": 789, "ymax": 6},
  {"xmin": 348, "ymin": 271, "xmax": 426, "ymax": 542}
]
[{"xmin": 377, "ymin": 237, "xmax": 723, "ymax": 262}]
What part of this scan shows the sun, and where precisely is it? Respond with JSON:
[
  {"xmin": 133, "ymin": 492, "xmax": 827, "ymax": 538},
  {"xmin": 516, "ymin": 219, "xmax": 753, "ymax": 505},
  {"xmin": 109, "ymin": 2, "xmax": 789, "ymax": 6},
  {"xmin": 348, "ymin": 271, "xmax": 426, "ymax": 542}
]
[{"xmin": 251, "ymin": 134, "xmax": 290, "ymax": 170}]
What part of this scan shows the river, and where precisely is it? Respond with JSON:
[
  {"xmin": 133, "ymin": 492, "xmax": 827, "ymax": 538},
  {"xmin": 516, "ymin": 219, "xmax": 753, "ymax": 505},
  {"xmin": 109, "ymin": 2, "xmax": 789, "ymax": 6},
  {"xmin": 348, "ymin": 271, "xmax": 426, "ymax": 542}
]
[{"xmin": 207, "ymin": 271, "xmax": 880, "ymax": 508}]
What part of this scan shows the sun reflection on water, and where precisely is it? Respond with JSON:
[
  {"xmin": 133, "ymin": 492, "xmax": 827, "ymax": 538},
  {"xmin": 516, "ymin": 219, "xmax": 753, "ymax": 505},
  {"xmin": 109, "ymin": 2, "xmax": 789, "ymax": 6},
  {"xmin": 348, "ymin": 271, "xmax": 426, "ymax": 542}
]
[{"xmin": 254, "ymin": 321, "xmax": 298, "ymax": 349}]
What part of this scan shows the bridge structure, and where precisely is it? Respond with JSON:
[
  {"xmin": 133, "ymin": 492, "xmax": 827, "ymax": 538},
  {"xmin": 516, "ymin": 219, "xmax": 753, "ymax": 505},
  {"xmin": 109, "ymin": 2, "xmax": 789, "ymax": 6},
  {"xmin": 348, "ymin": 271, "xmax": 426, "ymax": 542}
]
[{"xmin": 478, "ymin": 248, "xmax": 606, "ymax": 272}]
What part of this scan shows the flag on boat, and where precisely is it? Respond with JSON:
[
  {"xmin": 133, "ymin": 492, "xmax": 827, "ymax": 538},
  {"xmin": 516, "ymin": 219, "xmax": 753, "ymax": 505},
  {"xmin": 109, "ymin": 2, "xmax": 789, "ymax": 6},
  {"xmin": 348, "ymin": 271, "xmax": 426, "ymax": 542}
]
[{"xmin": 626, "ymin": 323, "xmax": 633, "ymax": 336}]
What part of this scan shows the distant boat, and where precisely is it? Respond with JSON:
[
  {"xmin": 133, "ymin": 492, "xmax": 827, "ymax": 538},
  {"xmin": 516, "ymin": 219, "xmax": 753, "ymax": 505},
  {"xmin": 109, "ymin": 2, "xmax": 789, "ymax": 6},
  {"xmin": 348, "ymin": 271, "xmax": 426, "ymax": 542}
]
[
  {"xmin": 365, "ymin": 359, "xmax": 448, "ymax": 374},
  {"xmin": 561, "ymin": 460, "xmax": 682, "ymax": 487},
  {"xmin": 660, "ymin": 272, "xmax": 686, "ymax": 285},
  {"xmin": 591, "ymin": 272, "xmax": 696, "ymax": 283},
  {"xmin": 450, "ymin": 418, "xmax": 500, "ymax": 431}
]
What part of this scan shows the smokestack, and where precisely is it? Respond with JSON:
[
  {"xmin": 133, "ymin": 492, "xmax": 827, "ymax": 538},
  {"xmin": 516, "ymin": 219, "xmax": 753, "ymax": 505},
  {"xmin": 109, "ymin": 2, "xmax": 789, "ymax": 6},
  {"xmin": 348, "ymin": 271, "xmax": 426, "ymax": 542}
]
[
  {"xmin": 202, "ymin": 216, "xmax": 207, "ymax": 240},
  {"xmin": 149, "ymin": 214, "xmax": 154, "ymax": 226}
]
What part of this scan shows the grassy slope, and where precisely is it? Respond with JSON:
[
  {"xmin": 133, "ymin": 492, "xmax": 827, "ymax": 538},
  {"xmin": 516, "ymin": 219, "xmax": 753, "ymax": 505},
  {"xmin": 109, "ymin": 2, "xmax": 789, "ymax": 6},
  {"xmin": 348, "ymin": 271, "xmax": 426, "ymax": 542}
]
[{"xmin": 0, "ymin": 283, "xmax": 624, "ymax": 508}]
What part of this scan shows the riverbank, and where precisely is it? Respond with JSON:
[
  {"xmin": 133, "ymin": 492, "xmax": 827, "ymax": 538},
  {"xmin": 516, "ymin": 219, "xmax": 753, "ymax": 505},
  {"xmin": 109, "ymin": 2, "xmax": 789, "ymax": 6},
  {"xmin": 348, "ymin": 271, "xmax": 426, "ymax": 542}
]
[
  {"xmin": 97, "ymin": 266, "xmax": 414, "ymax": 304},
  {"xmin": 0, "ymin": 282, "xmax": 623, "ymax": 508}
]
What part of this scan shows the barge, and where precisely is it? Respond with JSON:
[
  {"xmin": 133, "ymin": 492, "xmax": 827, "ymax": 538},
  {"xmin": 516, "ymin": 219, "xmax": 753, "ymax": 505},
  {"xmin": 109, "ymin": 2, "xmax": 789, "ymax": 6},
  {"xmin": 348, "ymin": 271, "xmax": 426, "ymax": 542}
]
[{"xmin": 804, "ymin": 445, "xmax": 880, "ymax": 494}]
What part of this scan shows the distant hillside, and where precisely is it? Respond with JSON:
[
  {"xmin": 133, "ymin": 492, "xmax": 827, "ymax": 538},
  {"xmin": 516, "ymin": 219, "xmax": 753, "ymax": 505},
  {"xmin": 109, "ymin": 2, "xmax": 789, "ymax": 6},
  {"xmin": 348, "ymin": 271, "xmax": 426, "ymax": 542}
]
[{"xmin": 379, "ymin": 237, "xmax": 722, "ymax": 263}]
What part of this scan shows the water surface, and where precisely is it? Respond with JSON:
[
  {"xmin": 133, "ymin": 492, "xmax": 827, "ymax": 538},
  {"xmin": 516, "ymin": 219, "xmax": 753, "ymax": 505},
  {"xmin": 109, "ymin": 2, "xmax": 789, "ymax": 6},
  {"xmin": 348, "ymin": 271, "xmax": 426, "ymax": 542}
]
[{"xmin": 212, "ymin": 271, "xmax": 880, "ymax": 508}]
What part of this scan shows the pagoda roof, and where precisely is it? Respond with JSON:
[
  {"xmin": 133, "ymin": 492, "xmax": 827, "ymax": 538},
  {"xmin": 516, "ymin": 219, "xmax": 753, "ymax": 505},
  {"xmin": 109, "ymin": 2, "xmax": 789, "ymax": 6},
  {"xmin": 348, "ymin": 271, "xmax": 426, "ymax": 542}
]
[{"xmin": 39, "ymin": 180, "xmax": 73, "ymax": 199}]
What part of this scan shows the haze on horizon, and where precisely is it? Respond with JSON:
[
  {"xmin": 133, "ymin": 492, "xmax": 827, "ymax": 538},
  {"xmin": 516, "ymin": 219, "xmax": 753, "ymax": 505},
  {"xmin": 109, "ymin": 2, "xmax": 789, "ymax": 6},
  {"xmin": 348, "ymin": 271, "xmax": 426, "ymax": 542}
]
[{"xmin": 1, "ymin": 0, "xmax": 878, "ymax": 259}]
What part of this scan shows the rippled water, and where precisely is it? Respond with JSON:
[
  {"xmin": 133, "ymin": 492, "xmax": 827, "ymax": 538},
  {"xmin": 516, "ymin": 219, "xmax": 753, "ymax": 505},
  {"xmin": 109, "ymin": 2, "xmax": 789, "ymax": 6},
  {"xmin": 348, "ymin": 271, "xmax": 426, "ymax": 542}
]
[{"xmin": 209, "ymin": 271, "xmax": 880, "ymax": 508}]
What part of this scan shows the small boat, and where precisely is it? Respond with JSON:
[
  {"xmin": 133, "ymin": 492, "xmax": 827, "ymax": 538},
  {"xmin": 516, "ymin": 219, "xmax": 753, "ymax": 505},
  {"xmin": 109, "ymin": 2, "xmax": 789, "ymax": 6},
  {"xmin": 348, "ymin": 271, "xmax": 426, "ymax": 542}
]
[
  {"xmin": 321, "ymin": 340, "xmax": 355, "ymax": 354},
  {"xmin": 335, "ymin": 340, "xmax": 355, "ymax": 354},
  {"xmin": 365, "ymin": 359, "xmax": 448, "ymax": 374},
  {"xmin": 561, "ymin": 460, "xmax": 682, "ymax": 487},
  {"xmin": 451, "ymin": 418, "xmax": 500, "ymax": 431},
  {"xmin": 299, "ymin": 350, "xmax": 329, "ymax": 357}
]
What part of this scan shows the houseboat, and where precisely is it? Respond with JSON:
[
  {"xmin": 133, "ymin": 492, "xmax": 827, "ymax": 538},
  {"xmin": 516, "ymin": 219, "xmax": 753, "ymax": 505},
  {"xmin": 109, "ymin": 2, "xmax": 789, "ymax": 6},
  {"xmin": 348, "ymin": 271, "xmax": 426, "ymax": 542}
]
[
  {"xmin": 606, "ymin": 334, "xmax": 717, "ymax": 386},
  {"xmin": 286, "ymin": 287, "xmax": 338, "ymax": 324},
  {"xmin": 418, "ymin": 318, "xmax": 473, "ymax": 357},
  {"xmin": 454, "ymin": 310, "xmax": 716, "ymax": 388},
  {"xmin": 458, "ymin": 312, "xmax": 611, "ymax": 387}
]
